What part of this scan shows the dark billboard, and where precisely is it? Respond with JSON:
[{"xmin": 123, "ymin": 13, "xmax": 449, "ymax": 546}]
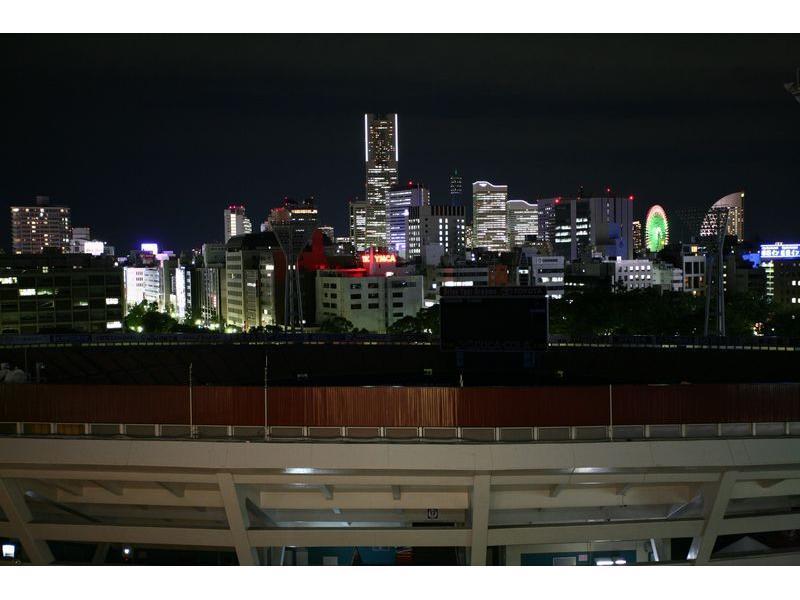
[{"xmin": 439, "ymin": 286, "xmax": 549, "ymax": 351}]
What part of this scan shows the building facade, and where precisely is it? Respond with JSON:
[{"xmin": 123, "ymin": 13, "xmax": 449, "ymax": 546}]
[
  {"xmin": 553, "ymin": 196, "xmax": 633, "ymax": 261},
  {"xmin": 700, "ymin": 192, "xmax": 745, "ymax": 241},
  {"xmin": 348, "ymin": 200, "xmax": 369, "ymax": 251},
  {"xmin": 224, "ymin": 205, "xmax": 252, "ymax": 243},
  {"xmin": 449, "ymin": 169, "xmax": 463, "ymax": 204},
  {"xmin": 224, "ymin": 233, "xmax": 279, "ymax": 331},
  {"xmin": 316, "ymin": 250, "xmax": 422, "ymax": 333},
  {"xmin": 407, "ymin": 205, "xmax": 466, "ymax": 262},
  {"xmin": 10, "ymin": 196, "xmax": 71, "ymax": 255},
  {"xmin": 364, "ymin": 113, "xmax": 399, "ymax": 248},
  {"xmin": 506, "ymin": 199, "xmax": 539, "ymax": 248},
  {"xmin": 0, "ymin": 254, "xmax": 123, "ymax": 333},
  {"xmin": 472, "ymin": 181, "xmax": 508, "ymax": 252},
  {"xmin": 515, "ymin": 249, "xmax": 564, "ymax": 298},
  {"xmin": 386, "ymin": 182, "xmax": 430, "ymax": 258}
]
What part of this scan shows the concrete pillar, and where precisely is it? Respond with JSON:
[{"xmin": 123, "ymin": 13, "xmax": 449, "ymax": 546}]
[
  {"xmin": 688, "ymin": 471, "xmax": 737, "ymax": 564},
  {"xmin": 469, "ymin": 474, "xmax": 491, "ymax": 566},
  {"xmin": 217, "ymin": 472, "xmax": 260, "ymax": 566},
  {"xmin": 0, "ymin": 478, "xmax": 54, "ymax": 565}
]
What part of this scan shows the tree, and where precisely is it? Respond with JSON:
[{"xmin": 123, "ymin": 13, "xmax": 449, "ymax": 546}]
[
  {"xmin": 388, "ymin": 315, "xmax": 418, "ymax": 334},
  {"xmin": 318, "ymin": 316, "xmax": 355, "ymax": 334}
]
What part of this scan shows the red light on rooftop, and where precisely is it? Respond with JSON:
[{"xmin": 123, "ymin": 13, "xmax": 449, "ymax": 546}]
[
  {"xmin": 606, "ymin": 187, "xmax": 611, "ymax": 193},
  {"xmin": 628, "ymin": 195, "xmax": 635, "ymax": 201}
]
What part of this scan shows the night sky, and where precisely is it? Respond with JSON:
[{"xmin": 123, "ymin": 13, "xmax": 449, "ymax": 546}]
[{"xmin": 1, "ymin": 34, "xmax": 799, "ymax": 253}]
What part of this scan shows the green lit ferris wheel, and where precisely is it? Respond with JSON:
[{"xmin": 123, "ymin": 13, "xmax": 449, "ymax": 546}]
[{"xmin": 645, "ymin": 205, "xmax": 669, "ymax": 253}]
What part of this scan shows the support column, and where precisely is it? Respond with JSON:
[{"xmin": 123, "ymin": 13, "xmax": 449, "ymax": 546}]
[
  {"xmin": 0, "ymin": 478, "xmax": 54, "ymax": 565},
  {"xmin": 217, "ymin": 472, "xmax": 260, "ymax": 566},
  {"xmin": 469, "ymin": 474, "xmax": 490, "ymax": 566},
  {"xmin": 688, "ymin": 471, "xmax": 737, "ymax": 564},
  {"xmin": 649, "ymin": 538, "xmax": 671, "ymax": 563}
]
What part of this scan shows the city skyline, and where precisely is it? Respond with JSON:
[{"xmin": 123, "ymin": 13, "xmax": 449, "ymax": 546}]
[{"xmin": 1, "ymin": 35, "xmax": 799, "ymax": 253}]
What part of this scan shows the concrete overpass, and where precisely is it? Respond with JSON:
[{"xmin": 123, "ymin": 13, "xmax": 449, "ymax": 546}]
[{"xmin": 1, "ymin": 435, "xmax": 799, "ymax": 565}]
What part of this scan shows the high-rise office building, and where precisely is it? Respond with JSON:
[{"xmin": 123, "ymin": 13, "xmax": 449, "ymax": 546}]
[
  {"xmin": 472, "ymin": 181, "xmax": 508, "ymax": 252},
  {"xmin": 700, "ymin": 192, "xmax": 745, "ymax": 241},
  {"xmin": 386, "ymin": 182, "xmax": 430, "ymax": 258},
  {"xmin": 408, "ymin": 205, "xmax": 466, "ymax": 261},
  {"xmin": 552, "ymin": 195, "xmax": 633, "ymax": 261},
  {"xmin": 506, "ymin": 199, "xmax": 538, "ymax": 248},
  {"xmin": 224, "ymin": 205, "xmax": 252, "ymax": 243},
  {"xmin": 10, "ymin": 196, "xmax": 71, "ymax": 254},
  {"xmin": 224, "ymin": 232, "xmax": 279, "ymax": 331},
  {"xmin": 364, "ymin": 113, "xmax": 399, "ymax": 248},
  {"xmin": 349, "ymin": 200, "xmax": 369, "ymax": 251},
  {"xmin": 450, "ymin": 169, "xmax": 463, "ymax": 204},
  {"xmin": 631, "ymin": 220, "xmax": 643, "ymax": 256}
]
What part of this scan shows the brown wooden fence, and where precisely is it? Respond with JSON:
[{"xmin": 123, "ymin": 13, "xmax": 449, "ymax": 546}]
[{"xmin": 1, "ymin": 383, "xmax": 798, "ymax": 427}]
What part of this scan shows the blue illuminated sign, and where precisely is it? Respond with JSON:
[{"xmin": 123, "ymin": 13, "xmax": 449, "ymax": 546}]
[{"xmin": 760, "ymin": 243, "xmax": 800, "ymax": 261}]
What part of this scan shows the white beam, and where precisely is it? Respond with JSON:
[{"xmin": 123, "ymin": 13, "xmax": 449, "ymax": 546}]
[
  {"xmin": 26, "ymin": 522, "xmax": 232, "ymax": 546},
  {"xmin": 217, "ymin": 472, "xmax": 260, "ymax": 566},
  {"xmin": 259, "ymin": 490, "xmax": 468, "ymax": 510},
  {"xmin": 718, "ymin": 512, "xmax": 800, "ymax": 536},
  {"xmin": 488, "ymin": 518, "xmax": 704, "ymax": 547},
  {"xmin": 247, "ymin": 527, "xmax": 470, "ymax": 548},
  {"xmin": 470, "ymin": 475, "xmax": 490, "ymax": 565},
  {"xmin": 687, "ymin": 471, "xmax": 738, "ymax": 564},
  {"xmin": 0, "ymin": 478, "xmax": 54, "ymax": 565}
]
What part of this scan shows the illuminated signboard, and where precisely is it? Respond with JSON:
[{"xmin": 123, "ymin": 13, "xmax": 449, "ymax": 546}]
[
  {"xmin": 140, "ymin": 243, "xmax": 159, "ymax": 254},
  {"xmin": 361, "ymin": 253, "xmax": 396, "ymax": 264},
  {"xmin": 760, "ymin": 243, "xmax": 800, "ymax": 260}
]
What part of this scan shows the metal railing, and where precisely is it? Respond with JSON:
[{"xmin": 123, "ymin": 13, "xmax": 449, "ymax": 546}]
[{"xmin": 2, "ymin": 421, "xmax": 799, "ymax": 442}]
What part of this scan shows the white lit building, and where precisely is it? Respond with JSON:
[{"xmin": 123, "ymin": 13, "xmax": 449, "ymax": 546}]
[
  {"xmin": 316, "ymin": 250, "xmax": 422, "ymax": 333},
  {"xmin": 386, "ymin": 182, "xmax": 429, "ymax": 258},
  {"xmin": 506, "ymin": 199, "xmax": 538, "ymax": 248},
  {"xmin": 224, "ymin": 205, "xmax": 252, "ymax": 243},
  {"xmin": 364, "ymin": 113, "xmax": 399, "ymax": 248},
  {"xmin": 700, "ymin": 192, "xmax": 744, "ymax": 240},
  {"xmin": 407, "ymin": 205, "xmax": 466, "ymax": 262},
  {"xmin": 612, "ymin": 258, "xmax": 654, "ymax": 291},
  {"xmin": 515, "ymin": 249, "xmax": 564, "ymax": 298},
  {"xmin": 348, "ymin": 200, "xmax": 369, "ymax": 251},
  {"xmin": 10, "ymin": 196, "xmax": 71, "ymax": 254},
  {"xmin": 472, "ymin": 181, "xmax": 508, "ymax": 251}
]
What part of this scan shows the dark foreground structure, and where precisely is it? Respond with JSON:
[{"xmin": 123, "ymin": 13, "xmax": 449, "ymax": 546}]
[{"xmin": 1, "ymin": 339, "xmax": 799, "ymax": 566}]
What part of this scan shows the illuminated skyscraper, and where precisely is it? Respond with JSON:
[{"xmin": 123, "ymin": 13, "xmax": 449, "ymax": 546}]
[
  {"xmin": 386, "ymin": 182, "xmax": 430, "ymax": 258},
  {"xmin": 10, "ymin": 196, "xmax": 71, "ymax": 254},
  {"xmin": 472, "ymin": 181, "xmax": 508, "ymax": 251},
  {"xmin": 364, "ymin": 113, "xmax": 398, "ymax": 248},
  {"xmin": 450, "ymin": 169, "xmax": 463, "ymax": 204},
  {"xmin": 700, "ymin": 192, "xmax": 744, "ymax": 241},
  {"xmin": 631, "ymin": 220, "xmax": 643, "ymax": 256},
  {"xmin": 349, "ymin": 199, "xmax": 369, "ymax": 251},
  {"xmin": 506, "ymin": 199, "xmax": 538, "ymax": 248},
  {"xmin": 224, "ymin": 205, "xmax": 252, "ymax": 243}
]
